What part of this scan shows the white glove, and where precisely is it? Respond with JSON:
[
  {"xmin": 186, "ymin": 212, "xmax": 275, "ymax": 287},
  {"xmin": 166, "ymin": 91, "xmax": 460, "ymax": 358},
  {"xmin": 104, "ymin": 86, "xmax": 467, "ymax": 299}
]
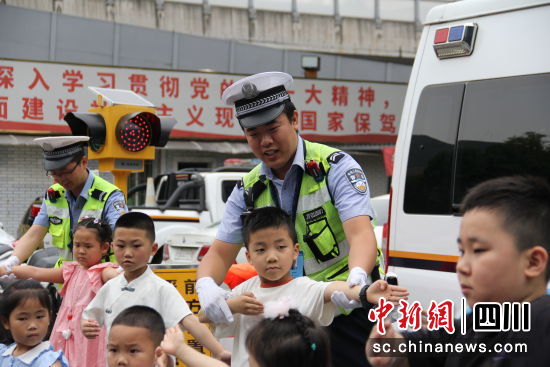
[
  {"xmin": 347, "ymin": 266, "xmax": 369, "ymax": 287},
  {"xmin": 330, "ymin": 291, "xmax": 362, "ymax": 311},
  {"xmin": 1, "ymin": 255, "xmax": 20, "ymax": 274},
  {"xmin": 196, "ymin": 277, "xmax": 234, "ymax": 323},
  {"xmin": 330, "ymin": 267, "xmax": 369, "ymax": 310}
]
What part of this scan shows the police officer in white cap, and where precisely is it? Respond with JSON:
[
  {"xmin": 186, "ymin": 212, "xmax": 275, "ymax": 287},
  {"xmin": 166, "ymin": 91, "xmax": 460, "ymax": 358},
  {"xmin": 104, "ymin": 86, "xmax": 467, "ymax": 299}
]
[
  {"xmin": 0, "ymin": 136, "xmax": 127, "ymax": 272},
  {"xmin": 196, "ymin": 72, "xmax": 384, "ymax": 367}
]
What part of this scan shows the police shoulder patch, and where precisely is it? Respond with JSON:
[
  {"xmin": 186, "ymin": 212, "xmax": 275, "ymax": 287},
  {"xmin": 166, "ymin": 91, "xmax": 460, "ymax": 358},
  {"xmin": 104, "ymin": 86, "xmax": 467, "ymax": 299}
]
[
  {"xmin": 327, "ymin": 151, "xmax": 346, "ymax": 164},
  {"xmin": 113, "ymin": 201, "xmax": 126, "ymax": 215},
  {"xmin": 345, "ymin": 168, "xmax": 368, "ymax": 194}
]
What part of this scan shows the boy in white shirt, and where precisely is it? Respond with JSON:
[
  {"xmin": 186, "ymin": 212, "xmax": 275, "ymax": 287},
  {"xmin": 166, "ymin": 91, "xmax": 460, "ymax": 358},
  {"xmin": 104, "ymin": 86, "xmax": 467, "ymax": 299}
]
[
  {"xmin": 81, "ymin": 212, "xmax": 230, "ymax": 363},
  {"xmin": 200, "ymin": 207, "xmax": 408, "ymax": 367}
]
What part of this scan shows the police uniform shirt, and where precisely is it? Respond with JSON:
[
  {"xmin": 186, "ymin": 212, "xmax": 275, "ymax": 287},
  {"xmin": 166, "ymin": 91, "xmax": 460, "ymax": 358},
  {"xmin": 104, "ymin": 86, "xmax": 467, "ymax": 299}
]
[
  {"xmin": 216, "ymin": 136, "xmax": 375, "ymax": 244},
  {"xmin": 34, "ymin": 171, "xmax": 127, "ymax": 232}
]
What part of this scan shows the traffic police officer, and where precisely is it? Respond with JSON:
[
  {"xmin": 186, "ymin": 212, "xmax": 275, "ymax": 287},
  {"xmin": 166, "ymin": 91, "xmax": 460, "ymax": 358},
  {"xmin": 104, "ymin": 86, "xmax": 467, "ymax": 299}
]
[
  {"xmin": 0, "ymin": 136, "xmax": 127, "ymax": 271},
  {"xmin": 197, "ymin": 72, "xmax": 384, "ymax": 367}
]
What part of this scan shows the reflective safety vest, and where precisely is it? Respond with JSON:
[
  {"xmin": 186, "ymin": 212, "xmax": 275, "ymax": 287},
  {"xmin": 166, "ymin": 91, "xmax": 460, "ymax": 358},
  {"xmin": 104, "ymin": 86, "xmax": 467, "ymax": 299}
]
[
  {"xmin": 242, "ymin": 139, "xmax": 384, "ymax": 282},
  {"xmin": 44, "ymin": 175, "xmax": 119, "ymax": 267}
]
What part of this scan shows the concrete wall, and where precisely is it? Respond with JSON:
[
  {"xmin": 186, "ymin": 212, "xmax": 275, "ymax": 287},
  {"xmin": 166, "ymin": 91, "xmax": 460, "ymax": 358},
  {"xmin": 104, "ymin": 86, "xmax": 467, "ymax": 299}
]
[
  {"xmin": 0, "ymin": 3, "xmax": 412, "ymax": 83},
  {"xmin": 0, "ymin": 145, "xmax": 51, "ymax": 237},
  {"xmin": 3, "ymin": 0, "xmax": 421, "ymax": 58}
]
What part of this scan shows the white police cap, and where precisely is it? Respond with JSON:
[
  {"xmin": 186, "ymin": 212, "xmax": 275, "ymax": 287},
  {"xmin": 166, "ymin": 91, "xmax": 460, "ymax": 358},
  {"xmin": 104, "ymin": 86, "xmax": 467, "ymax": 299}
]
[
  {"xmin": 34, "ymin": 136, "xmax": 89, "ymax": 171},
  {"xmin": 222, "ymin": 71, "xmax": 293, "ymax": 129}
]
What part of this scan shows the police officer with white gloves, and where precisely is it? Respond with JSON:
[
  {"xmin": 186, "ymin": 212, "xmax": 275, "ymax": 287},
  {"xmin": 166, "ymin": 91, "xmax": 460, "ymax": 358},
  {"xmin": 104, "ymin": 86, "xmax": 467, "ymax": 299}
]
[
  {"xmin": 196, "ymin": 72, "xmax": 384, "ymax": 367},
  {"xmin": 1, "ymin": 136, "xmax": 127, "ymax": 273}
]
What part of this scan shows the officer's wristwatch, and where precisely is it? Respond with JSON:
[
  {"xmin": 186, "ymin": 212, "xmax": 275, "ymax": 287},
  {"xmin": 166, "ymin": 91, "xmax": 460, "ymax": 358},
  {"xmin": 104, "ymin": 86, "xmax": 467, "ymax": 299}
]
[{"xmin": 360, "ymin": 284, "xmax": 374, "ymax": 311}]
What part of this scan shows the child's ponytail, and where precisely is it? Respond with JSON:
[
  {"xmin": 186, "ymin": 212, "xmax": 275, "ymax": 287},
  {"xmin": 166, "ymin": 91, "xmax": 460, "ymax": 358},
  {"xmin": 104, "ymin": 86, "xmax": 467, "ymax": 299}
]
[
  {"xmin": 75, "ymin": 217, "xmax": 113, "ymax": 243},
  {"xmin": 246, "ymin": 300, "xmax": 330, "ymax": 367}
]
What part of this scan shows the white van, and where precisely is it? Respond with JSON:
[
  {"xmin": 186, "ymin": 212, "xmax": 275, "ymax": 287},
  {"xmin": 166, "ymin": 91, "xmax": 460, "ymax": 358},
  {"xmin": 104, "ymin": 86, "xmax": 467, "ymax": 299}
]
[{"xmin": 386, "ymin": 0, "xmax": 550, "ymax": 308}]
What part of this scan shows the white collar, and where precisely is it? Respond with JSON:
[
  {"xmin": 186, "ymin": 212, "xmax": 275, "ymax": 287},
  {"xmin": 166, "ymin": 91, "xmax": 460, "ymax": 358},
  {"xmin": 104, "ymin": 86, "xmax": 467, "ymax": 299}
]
[
  {"xmin": 119, "ymin": 266, "xmax": 153, "ymax": 288},
  {"xmin": 2, "ymin": 341, "xmax": 51, "ymax": 363}
]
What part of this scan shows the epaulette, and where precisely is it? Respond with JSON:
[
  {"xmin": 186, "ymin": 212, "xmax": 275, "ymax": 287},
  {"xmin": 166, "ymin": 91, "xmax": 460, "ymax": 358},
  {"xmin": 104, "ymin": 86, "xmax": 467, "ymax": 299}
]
[
  {"xmin": 327, "ymin": 151, "xmax": 346, "ymax": 164},
  {"xmin": 91, "ymin": 189, "xmax": 108, "ymax": 201}
]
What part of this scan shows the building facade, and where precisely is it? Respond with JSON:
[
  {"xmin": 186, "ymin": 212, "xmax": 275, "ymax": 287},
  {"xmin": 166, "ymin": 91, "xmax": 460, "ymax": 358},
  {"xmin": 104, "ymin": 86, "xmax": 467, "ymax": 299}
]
[{"xmin": 0, "ymin": 1, "xmax": 453, "ymax": 235}]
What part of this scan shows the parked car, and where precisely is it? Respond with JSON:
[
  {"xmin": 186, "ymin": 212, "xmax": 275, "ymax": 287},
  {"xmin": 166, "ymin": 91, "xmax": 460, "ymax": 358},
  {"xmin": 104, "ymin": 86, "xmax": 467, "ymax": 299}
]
[
  {"xmin": 0, "ymin": 222, "xmax": 15, "ymax": 262},
  {"xmin": 159, "ymin": 221, "xmax": 247, "ymax": 266},
  {"xmin": 17, "ymin": 196, "xmax": 50, "ymax": 248},
  {"xmin": 0, "ymin": 223, "xmax": 14, "ymax": 246},
  {"xmin": 370, "ymin": 194, "xmax": 390, "ymax": 269},
  {"xmin": 371, "ymin": 194, "xmax": 389, "ymax": 226},
  {"xmin": 127, "ymin": 165, "xmax": 253, "ymax": 265}
]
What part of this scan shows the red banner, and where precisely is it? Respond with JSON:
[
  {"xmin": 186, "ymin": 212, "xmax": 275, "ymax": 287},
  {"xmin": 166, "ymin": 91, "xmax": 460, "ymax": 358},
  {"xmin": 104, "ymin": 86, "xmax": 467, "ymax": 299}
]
[{"xmin": 0, "ymin": 59, "xmax": 406, "ymax": 144}]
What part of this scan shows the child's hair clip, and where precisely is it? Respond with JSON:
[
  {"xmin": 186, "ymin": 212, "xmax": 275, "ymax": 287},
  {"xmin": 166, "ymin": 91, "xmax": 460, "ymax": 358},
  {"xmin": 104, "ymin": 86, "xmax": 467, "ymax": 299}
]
[
  {"xmin": 93, "ymin": 218, "xmax": 100, "ymax": 224},
  {"xmin": 263, "ymin": 297, "xmax": 296, "ymax": 319},
  {"xmin": 311, "ymin": 343, "xmax": 317, "ymax": 351}
]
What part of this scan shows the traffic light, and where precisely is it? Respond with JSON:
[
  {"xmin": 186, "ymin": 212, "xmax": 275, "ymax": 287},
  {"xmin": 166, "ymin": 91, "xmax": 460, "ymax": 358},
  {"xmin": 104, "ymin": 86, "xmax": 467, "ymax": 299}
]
[{"xmin": 64, "ymin": 88, "xmax": 177, "ymax": 195}]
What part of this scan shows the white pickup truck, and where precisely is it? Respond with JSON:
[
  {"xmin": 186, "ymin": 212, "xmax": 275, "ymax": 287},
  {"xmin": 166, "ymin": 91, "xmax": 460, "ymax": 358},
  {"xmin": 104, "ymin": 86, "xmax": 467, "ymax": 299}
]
[{"xmin": 129, "ymin": 168, "xmax": 249, "ymax": 265}]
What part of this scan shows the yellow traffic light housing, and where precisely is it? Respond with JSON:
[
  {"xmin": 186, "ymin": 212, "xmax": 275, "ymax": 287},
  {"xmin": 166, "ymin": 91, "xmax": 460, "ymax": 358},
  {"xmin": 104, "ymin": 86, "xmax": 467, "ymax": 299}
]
[{"xmin": 64, "ymin": 88, "xmax": 176, "ymax": 196}]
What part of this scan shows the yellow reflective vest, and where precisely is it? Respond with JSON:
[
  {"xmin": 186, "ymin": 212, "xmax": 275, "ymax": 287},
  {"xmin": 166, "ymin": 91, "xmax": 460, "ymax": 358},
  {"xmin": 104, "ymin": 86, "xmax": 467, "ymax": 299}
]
[
  {"xmin": 242, "ymin": 139, "xmax": 384, "ymax": 282},
  {"xmin": 44, "ymin": 175, "xmax": 119, "ymax": 267}
]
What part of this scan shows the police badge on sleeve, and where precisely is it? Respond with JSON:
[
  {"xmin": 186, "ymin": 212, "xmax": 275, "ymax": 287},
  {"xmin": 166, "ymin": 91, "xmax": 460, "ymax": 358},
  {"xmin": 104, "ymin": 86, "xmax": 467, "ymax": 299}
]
[
  {"xmin": 113, "ymin": 201, "xmax": 126, "ymax": 215},
  {"xmin": 345, "ymin": 168, "xmax": 368, "ymax": 194}
]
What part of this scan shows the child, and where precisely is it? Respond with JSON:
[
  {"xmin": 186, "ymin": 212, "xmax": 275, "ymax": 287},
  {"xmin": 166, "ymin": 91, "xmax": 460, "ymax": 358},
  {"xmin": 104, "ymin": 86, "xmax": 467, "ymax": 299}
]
[
  {"xmin": 0, "ymin": 217, "xmax": 119, "ymax": 367},
  {"xmin": 0, "ymin": 279, "xmax": 68, "ymax": 366},
  {"xmin": 201, "ymin": 206, "xmax": 409, "ymax": 367},
  {"xmin": 161, "ymin": 326, "xmax": 227, "ymax": 367},
  {"xmin": 247, "ymin": 304, "xmax": 330, "ymax": 367},
  {"xmin": 107, "ymin": 305, "xmax": 170, "ymax": 367},
  {"xmin": 367, "ymin": 176, "xmax": 550, "ymax": 367},
  {"xmin": 82, "ymin": 212, "xmax": 230, "ymax": 362}
]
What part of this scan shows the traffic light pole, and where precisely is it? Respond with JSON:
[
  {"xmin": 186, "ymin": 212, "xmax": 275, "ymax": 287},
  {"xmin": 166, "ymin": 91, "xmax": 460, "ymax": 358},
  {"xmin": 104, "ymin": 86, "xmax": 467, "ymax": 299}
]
[{"xmin": 112, "ymin": 170, "xmax": 130, "ymax": 198}]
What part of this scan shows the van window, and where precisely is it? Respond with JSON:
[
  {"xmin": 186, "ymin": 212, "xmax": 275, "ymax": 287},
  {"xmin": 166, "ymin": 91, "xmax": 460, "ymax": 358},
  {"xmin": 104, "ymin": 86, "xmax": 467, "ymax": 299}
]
[
  {"xmin": 404, "ymin": 84, "xmax": 464, "ymax": 214},
  {"xmin": 453, "ymin": 73, "xmax": 550, "ymax": 204},
  {"xmin": 404, "ymin": 73, "xmax": 550, "ymax": 215}
]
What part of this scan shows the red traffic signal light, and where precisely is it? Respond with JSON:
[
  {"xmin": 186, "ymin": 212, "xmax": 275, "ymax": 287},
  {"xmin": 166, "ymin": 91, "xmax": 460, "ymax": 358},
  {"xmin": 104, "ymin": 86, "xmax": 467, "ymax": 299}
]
[
  {"xmin": 116, "ymin": 113, "xmax": 153, "ymax": 152},
  {"xmin": 62, "ymin": 88, "xmax": 177, "ymax": 196},
  {"xmin": 65, "ymin": 110, "xmax": 176, "ymax": 154}
]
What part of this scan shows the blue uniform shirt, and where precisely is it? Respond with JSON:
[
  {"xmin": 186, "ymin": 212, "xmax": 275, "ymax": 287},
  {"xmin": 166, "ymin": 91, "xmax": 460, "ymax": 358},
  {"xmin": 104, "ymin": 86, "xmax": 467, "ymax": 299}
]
[
  {"xmin": 35, "ymin": 171, "xmax": 128, "ymax": 233},
  {"xmin": 216, "ymin": 136, "xmax": 374, "ymax": 244}
]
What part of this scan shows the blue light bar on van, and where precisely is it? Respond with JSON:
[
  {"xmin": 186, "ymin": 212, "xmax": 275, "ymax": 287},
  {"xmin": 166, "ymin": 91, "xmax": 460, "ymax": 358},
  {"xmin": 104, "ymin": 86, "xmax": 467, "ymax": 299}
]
[{"xmin": 433, "ymin": 23, "xmax": 478, "ymax": 59}]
